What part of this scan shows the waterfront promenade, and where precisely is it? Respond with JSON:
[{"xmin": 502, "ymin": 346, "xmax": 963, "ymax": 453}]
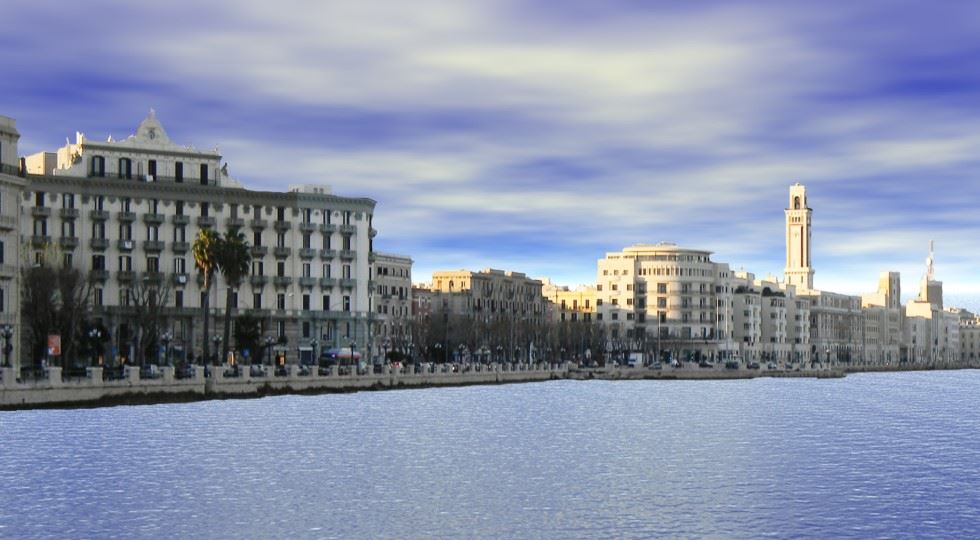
[{"xmin": 4, "ymin": 360, "xmax": 957, "ymax": 410}]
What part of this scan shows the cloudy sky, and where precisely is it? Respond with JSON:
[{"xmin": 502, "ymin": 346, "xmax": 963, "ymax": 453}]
[{"xmin": 5, "ymin": 0, "xmax": 980, "ymax": 298}]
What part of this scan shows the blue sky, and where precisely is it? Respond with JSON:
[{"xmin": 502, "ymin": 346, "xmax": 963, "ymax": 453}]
[{"xmin": 5, "ymin": 0, "xmax": 980, "ymax": 297}]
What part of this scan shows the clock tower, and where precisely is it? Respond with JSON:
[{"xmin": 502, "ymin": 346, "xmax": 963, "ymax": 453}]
[{"xmin": 784, "ymin": 183, "xmax": 814, "ymax": 290}]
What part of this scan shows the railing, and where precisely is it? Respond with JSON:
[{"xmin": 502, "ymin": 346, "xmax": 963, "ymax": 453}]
[
  {"xmin": 59, "ymin": 208, "xmax": 80, "ymax": 219},
  {"xmin": 339, "ymin": 250, "xmax": 356, "ymax": 260},
  {"xmin": 339, "ymin": 224, "xmax": 356, "ymax": 234},
  {"xmin": 172, "ymin": 215, "xmax": 190, "ymax": 225},
  {"xmin": 171, "ymin": 242, "xmax": 190, "ymax": 253},
  {"xmin": 299, "ymin": 248, "xmax": 316, "ymax": 259},
  {"xmin": 274, "ymin": 221, "xmax": 291, "ymax": 231},
  {"xmin": 143, "ymin": 240, "xmax": 165, "ymax": 252},
  {"xmin": 319, "ymin": 277, "xmax": 337, "ymax": 288},
  {"xmin": 320, "ymin": 224, "xmax": 337, "ymax": 233},
  {"xmin": 250, "ymin": 219, "xmax": 267, "ymax": 229},
  {"xmin": 299, "ymin": 222, "xmax": 316, "ymax": 233},
  {"xmin": 319, "ymin": 249, "xmax": 336, "ymax": 259},
  {"xmin": 31, "ymin": 207, "xmax": 51, "ymax": 218},
  {"xmin": 117, "ymin": 211, "xmax": 136, "ymax": 222},
  {"xmin": 59, "ymin": 237, "xmax": 80, "ymax": 250},
  {"xmin": 299, "ymin": 277, "xmax": 317, "ymax": 288},
  {"xmin": 250, "ymin": 246, "xmax": 268, "ymax": 257},
  {"xmin": 273, "ymin": 247, "xmax": 291, "ymax": 258},
  {"xmin": 226, "ymin": 217, "xmax": 245, "ymax": 229},
  {"xmin": 142, "ymin": 213, "xmax": 165, "ymax": 225},
  {"xmin": 90, "ymin": 238, "xmax": 109, "ymax": 250},
  {"xmin": 196, "ymin": 216, "xmax": 216, "ymax": 228}
]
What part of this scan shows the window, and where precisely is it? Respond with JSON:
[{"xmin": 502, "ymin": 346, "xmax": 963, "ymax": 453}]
[
  {"xmin": 122, "ymin": 198, "xmax": 131, "ymax": 212},
  {"xmin": 94, "ymin": 288, "xmax": 103, "ymax": 307},
  {"xmin": 277, "ymin": 207, "xmax": 285, "ymax": 221},
  {"xmin": 252, "ymin": 260, "xmax": 264, "ymax": 276},
  {"xmin": 302, "ymin": 321, "xmax": 311, "ymax": 338},
  {"xmin": 303, "ymin": 233, "xmax": 311, "ymax": 249},
  {"xmin": 33, "ymin": 219, "xmax": 47, "ymax": 236},
  {"xmin": 322, "ymin": 295, "xmax": 330, "ymax": 310},
  {"xmin": 35, "ymin": 191, "xmax": 45, "ymax": 207},
  {"xmin": 277, "ymin": 261, "xmax": 285, "ymax": 277},
  {"xmin": 147, "ymin": 225, "xmax": 159, "ymax": 241},
  {"xmin": 148, "ymin": 159, "xmax": 157, "ymax": 178},
  {"xmin": 201, "ymin": 203, "xmax": 209, "ymax": 217},
  {"xmin": 175, "ymin": 258, "xmax": 186, "ymax": 274},
  {"xmin": 343, "ymin": 235, "xmax": 352, "ymax": 250},
  {"xmin": 176, "ymin": 201, "xmax": 184, "ymax": 216},
  {"xmin": 119, "ymin": 223, "xmax": 132, "ymax": 240},
  {"xmin": 200, "ymin": 163, "xmax": 208, "ymax": 185},
  {"xmin": 118, "ymin": 255, "xmax": 132, "ymax": 271},
  {"xmin": 92, "ymin": 221, "xmax": 105, "ymax": 239},
  {"xmin": 61, "ymin": 220, "xmax": 75, "ymax": 237},
  {"xmin": 253, "ymin": 292, "xmax": 261, "ymax": 309},
  {"xmin": 118, "ymin": 158, "xmax": 132, "ymax": 179},
  {"xmin": 277, "ymin": 320, "xmax": 286, "ymax": 338},
  {"xmin": 277, "ymin": 293, "xmax": 286, "ymax": 310},
  {"xmin": 253, "ymin": 205, "xmax": 262, "ymax": 220},
  {"xmin": 92, "ymin": 255, "xmax": 106, "ymax": 271},
  {"xmin": 91, "ymin": 156, "xmax": 106, "ymax": 177},
  {"xmin": 322, "ymin": 263, "xmax": 331, "ymax": 278},
  {"xmin": 302, "ymin": 294, "xmax": 311, "ymax": 310},
  {"xmin": 276, "ymin": 232, "xmax": 286, "ymax": 248},
  {"xmin": 174, "ymin": 225, "xmax": 186, "ymax": 243},
  {"xmin": 657, "ymin": 283, "xmax": 667, "ymax": 294},
  {"xmin": 175, "ymin": 161, "xmax": 184, "ymax": 182},
  {"xmin": 343, "ymin": 295, "xmax": 351, "ymax": 312},
  {"xmin": 175, "ymin": 290, "xmax": 183, "ymax": 308},
  {"xmin": 253, "ymin": 230, "xmax": 262, "ymax": 246},
  {"xmin": 62, "ymin": 193, "xmax": 75, "ymax": 209},
  {"xmin": 302, "ymin": 209, "xmax": 312, "ymax": 223},
  {"xmin": 343, "ymin": 264, "xmax": 351, "ymax": 279},
  {"xmin": 302, "ymin": 263, "xmax": 311, "ymax": 278},
  {"xmin": 94, "ymin": 196, "xmax": 104, "ymax": 211}
]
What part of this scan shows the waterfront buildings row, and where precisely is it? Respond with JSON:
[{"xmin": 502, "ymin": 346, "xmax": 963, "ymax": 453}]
[
  {"xmin": 0, "ymin": 112, "xmax": 414, "ymax": 373},
  {"xmin": 416, "ymin": 184, "xmax": 973, "ymax": 367}
]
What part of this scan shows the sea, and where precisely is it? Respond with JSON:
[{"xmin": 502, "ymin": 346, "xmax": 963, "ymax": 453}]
[{"xmin": 1, "ymin": 370, "xmax": 979, "ymax": 539}]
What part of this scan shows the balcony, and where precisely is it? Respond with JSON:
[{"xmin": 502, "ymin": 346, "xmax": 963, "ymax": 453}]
[
  {"xmin": 340, "ymin": 279, "xmax": 356, "ymax": 289},
  {"xmin": 171, "ymin": 242, "xmax": 189, "ymax": 254},
  {"xmin": 274, "ymin": 276, "xmax": 293, "ymax": 287},
  {"xmin": 59, "ymin": 208, "xmax": 80, "ymax": 220},
  {"xmin": 250, "ymin": 275, "xmax": 268, "ymax": 287},
  {"xmin": 89, "ymin": 269, "xmax": 109, "ymax": 282},
  {"xmin": 58, "ymin": 237, "xmax": 79, "ymax": 250},
  {"xmin": 117, "ymin": 239, "xmax": 135, "ymax": 251},
  {"xmin": 319, "ymin": 249, "xmax": 336, "ymax": 260},
  {"xmin": 172, "ymin": 274, "xmax": 190, "ymax": 286},
  {"xmin": 250, "ymin": 219, "xmax": 267, "ymax": 229},
  {"xmin": 0, "ymin": 215, "xmax": 16, "ymax": 230},
  {"xmin": 117, "ymin": 271, "xmax": 136, "ymax": 283},
  {"xmin": 299, "ymin": 222, "xmax": 316, "ymax": 233},
  {"xmin": 118, "ymin": 212, "xmax": 136, "ymax": 222},
  {"xmin": 339, "ymin": 250, "xmax": 356, "ymax": 260},
  {"xmin": 143, "ymin": 240, "xmax": 165, "ymax": 252},
  {"xmin": 30, "ymin": 235, "xmax": 51, "ymax": 248},
  {"xmin": 320, "ymin": 224, "xmax": 337, "ymax": 234},
  {"xmin": 172, "ymin": 215, "xmax": 190, "ymax": 226},
  {"xmin": 274, "ymin": 220, "xmax": 291, "ymax": 232},
  {"xmin": 226, "ymin": 217, "xmax": 245, "ymax": 229},
  {"xmin": 299, "ymin": 248, "xmax": 317, "ymax": 259},
  {"xmin": 90, "ymin": 238, "xmax": 109, "ymax": 250},
  {"xmin": 196, "ymin": 216, "xmax": 216, "ymax": 228},
  {"xmin": 319, "ymin": 277, "xmax": 337, "ymax": 288},
  {"xmin": 298, "ymin": 277, "xmax": 316, "ymax": 288},
  {"xmin": 339, "ymin": 224, "xmax": 356, "ymax": 234},
  {"xmin": 31, "ymin": 207, "xmax": 51, "ymax": 218},
  {"xmin": 142, "ymin": 213, "xmax": 165, "ymax": 225},
  {"xmin": 250, "ymin": 245, "xmax": 268, "ymax": 258},
  {"xmin": 144, "ymin": 272, "xmax": 164, "ymax": 286},
  {"xmin": 273, "ymin": 247, "xmax": 291, "ymax": 258},
  {"xmin": 89, "ymin": 210, "xmax": 110, "ymax": 221}
]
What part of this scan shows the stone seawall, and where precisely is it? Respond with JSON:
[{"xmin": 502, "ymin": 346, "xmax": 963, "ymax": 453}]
[{"xmin": 0, "ymin": 363, "xmax": 565, "ymax": 410}]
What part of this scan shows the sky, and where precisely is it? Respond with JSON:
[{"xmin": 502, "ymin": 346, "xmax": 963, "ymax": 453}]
[{"xmin": 4, "ymin": 0, "xmax": 980, "ymax": 299}]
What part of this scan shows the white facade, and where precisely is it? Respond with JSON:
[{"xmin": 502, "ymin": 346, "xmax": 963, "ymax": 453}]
[
  {"xmin": 14, "ymin": 112, "xmax": 377, "ymax": 368},
  {"xmin": 371, "ymin": 252, "xmax": 413, "ymax": 361},
  {"xmin": 0, "ymin": 116, "xmax": 25, "ymax": 370}
]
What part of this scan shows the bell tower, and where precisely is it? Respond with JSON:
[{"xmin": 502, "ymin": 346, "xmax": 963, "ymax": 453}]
[{"xmin": 784, "ymin": 183, "xmax": 814, "ymax": 290}]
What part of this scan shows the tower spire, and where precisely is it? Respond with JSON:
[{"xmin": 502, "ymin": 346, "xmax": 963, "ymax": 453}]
[{"xmin": 784, "ymin": 183, "xmax": 814, "ymax": 290}]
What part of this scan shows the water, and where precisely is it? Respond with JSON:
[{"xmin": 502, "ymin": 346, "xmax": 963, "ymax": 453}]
[{"xmin": 2, "ymin": 371, "xmax": 980, "ymax": 539}]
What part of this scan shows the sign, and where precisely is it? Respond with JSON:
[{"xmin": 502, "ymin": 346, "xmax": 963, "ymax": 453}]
[{"xmin": 47, "ymin": 334, "xmax": 62, "ymax": 356}]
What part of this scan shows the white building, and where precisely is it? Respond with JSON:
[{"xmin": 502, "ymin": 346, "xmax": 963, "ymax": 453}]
[
  {"xmin": 13, "ymin": 111, "xmax": 377, "ymax": 369},
  {"xmin": 371, "ymin": 252, "xmax": 412, "ymax": 361}
]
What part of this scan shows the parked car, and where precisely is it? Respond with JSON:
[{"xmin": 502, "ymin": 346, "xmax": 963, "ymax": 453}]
[
  {"xmin": 724, "ymin": 361, "xmax": 739, "ymax": 369},
  {"xmin": 746, "ymin": 362, "xmax": 760, "ymax": 370},
  {"xmin": 767, "ymin": 362, "xmax": 777, "ymax": 370}
]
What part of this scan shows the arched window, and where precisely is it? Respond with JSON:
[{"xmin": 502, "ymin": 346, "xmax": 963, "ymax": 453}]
[
  {"xmin": 793, "ymin": 196, "xmax": 801, "ymax": 210},
  {"xmin": 90, "ymin": 155, "xmax": 105, "ymax": 177}
]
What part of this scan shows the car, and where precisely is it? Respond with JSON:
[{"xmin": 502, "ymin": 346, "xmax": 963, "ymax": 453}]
[
  {"xmin": 700, "ymin": 361, "xmax": 713, "ymax": 368},
  {"xmin": 724, "ymin": 361, "xmax": 739, "ymax": 369},
  {"xmin": 650, "ymin": 362, "xmax": 663, "ymax": 370},
  {"xmin": 767, "ymin": 362, "xmax": 777, "ymax": 370},
  {"xmin": 746, "ymin": 362, "xmax": 760, "ymax": 370}
]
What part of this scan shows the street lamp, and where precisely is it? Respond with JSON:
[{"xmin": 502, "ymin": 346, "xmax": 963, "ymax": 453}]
[
  {"xmin": 349, "ymin": 341, "xmax": 357, "ymax": 373},
  {"xmin": 496, "ymin": 345, "xmax": 503, "ymax": 363},
  {"xmin": 160, "ymin": 330, "xmax": 173, "ymax": 366},
  {"xmin": 212, "ymin": 335, "xmax": 222, "ymax": 365},
  {"xmin": 1, "ymin": 324, "xmax": 13, "ymax": 367},
  {"xmin": 311, "ymin": 339, "xmax": 319, "ymax": 367},
  {"xmin": 264, "ymin": 336, "xmax": 275, "ymax": 366},
  {"xmin": 382, "ymin": 339, "xmax": 391, "ymax": 364}
]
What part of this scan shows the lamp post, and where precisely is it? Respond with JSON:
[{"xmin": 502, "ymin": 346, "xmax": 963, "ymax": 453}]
[
  {"xmin": 349, "ymin": 341, "xmax": 357, "ymax": 373},
  {"xmin": 311, "ymin": 339, "xmax": 319, "ymax": 367},
  {"xmin": 434, "ymin": 342, "xmax": 442, "ymax": 364},
  {"xmin": 1, "ymin": 324, "xmax": 14, "ymax": 367},
  {"xmin": 496, "ymin": 345, "xmax": 503, "ymax": 363},
  {"xmin": 87, "ymin": 326, "xmax": 102, "ymax": 366},
  {"xmin": 382, "ymin": 339, "xmax": 390, "ymax": 364},
  {"xmin": 212, "ymin": 335, "xmax": 222, "ymax": 365},
  {"xmin": 160, "ymin": 330, "xmax": 173, "ymax": 366},
  {"xmin": 264, "ymin": 336, "xmax": 275, "ymax": 366}
]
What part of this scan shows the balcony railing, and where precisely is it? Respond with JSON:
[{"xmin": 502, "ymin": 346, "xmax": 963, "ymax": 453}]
[
  {"xmin": 172, "ymin": 242, "xmax": 189, "ymax": 253},
  {"xmin": 273, "ymin": 247, "xmax": 291, "ymax": 258},
  {"xmin": 90, "ymin": 238, "xmax": 109, "ymax": 250},
  {"xmin": 30, "ymin": 235, "xmax": 51, "ymax": 247},
  {"xmin": 299, "ymin": 222, "xmax": 316, "ymax": 233},
  {"xmin": 320, "ymin": 224, "xmax": 337, "ymax": 234},
  {"xmin": 89, "ymin": 210, "xmax": 110, "ymax": 221},
  {"xmin": 0, "ymin": 215, "xmax": 16, "ymax": 230},
  {"xmin": 142, "ymin": 213, "xmax": 165, "ymax": 225},
  {"xmin": 144, "ymin": 272, "xmax": 164, "ymax": 285},
  {"xmin": 274, "ymin": 220, "xmax": 291, "ymax": 231},
  {"xmin": 299, "ymin": 248, "xmax": 317, "ymax": 259},
  {"xmin": 172, "ymin": 215, "xmax": 190, "ymax": 225},
  {"xmin": 299, "ymin": 277, "xmax": 317, "ymax": 288},
  {"xmin": 274, "ymin": 276, "xmax": 293, "ymax": 287},
  {"xmin": 58, "ymin": 237, "xmax": 79, "ymax": 250},
  {"xmin": 117, "ymin": 239, "xmax": 135, "ymax": 251},
  {"xmin": 31, "ymin": 207, "xmax": 51, "ymax": 218},
  {"xmin": 250, "ymin": 245, "xmax": 268, "ymax": 258},
  {"xmin": 117, "ymin": 271, "xmax": 136, "ymax": 283},
  {"xmin": 196, "ymin": 216, "xmax": 216, "ymax": 228},
  {"xmin": 250, "ymin": 275, "xmax": 268, "ymax": 287},
  {"xmin": 340, "ymin": 279, "xmax": 356, "ymax": 288},
  {"xmin": 117, "ymin": 212, "xmax": 136, "ymax": 222},
  {"xmin": 339, "ymin": 224, "xmax": 356, "ymax": 234},
  {"xmin": 172, "ymin": 274, "xmax": 190, "ymax": 286},
  {"xmin": 226, "ymin": 217, "xmax": 245, "ymax": 229},
  {"xmin": 59, "ymin": 208, "xmax": 80, "ymax": 219},
  {"xmin": 339, "ymin": 250, "xmax": 355, "ymax": 260},
  {"xmin": 250, "ymin": 219, "xmax": 267, "ymax": 229},
  {"xmin": 89, "ymin": 269, "xmax": 109, "ymax": 282},
  {"xmin": 320, "ymin": 277, "xmax": 337, "ymax": 288},
  {"xmin": 143, "ymin": 240, "xmax": 165, "ymax": 252},
  {"xmin": 319, "ymin": 249, "xmax": 336, "ymax": 260}
]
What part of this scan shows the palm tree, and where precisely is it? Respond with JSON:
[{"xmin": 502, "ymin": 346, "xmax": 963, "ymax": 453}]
[
  {"xmin": 193, "ymin": 228, "xmax": 220, "ymax": 366},
  {"xmin": 216, "ymin": 229, "xmax": 251, "ymax": 364}
]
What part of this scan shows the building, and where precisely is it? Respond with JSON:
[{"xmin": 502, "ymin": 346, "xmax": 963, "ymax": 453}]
[
  {"xmin": 0, "ymin": 116, "xmax": 25, "ymax": 370},
  {"xmin": 428, "ymin": 268, "xmax": 546, "ymax": 321},
  {"xmin": 541, "ymin": 279, "xmax": 596, "ymax": 323},
  {"xmin": 370, "ymin": 252, "xmax": 412, "ymax": 361},
  {"xmin": 14, "ymin": 111, "xmax": 377, "ymax": 369},
  {"xmin": 904, "ymin": 243, "xmax": 960, "ymax": 366}
]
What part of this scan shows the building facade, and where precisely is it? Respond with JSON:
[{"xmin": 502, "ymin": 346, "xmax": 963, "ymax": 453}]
[
  {"xmin": 0, "ymin": 116, "xmax": 25, "ymax": 370},
  {"xmin": 14, "ymin": 112, "xmax": 377, "ymax": 369},
  {"xmin": 370, "ymin": 252, "xmax": 412, "ymax": 361}
]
